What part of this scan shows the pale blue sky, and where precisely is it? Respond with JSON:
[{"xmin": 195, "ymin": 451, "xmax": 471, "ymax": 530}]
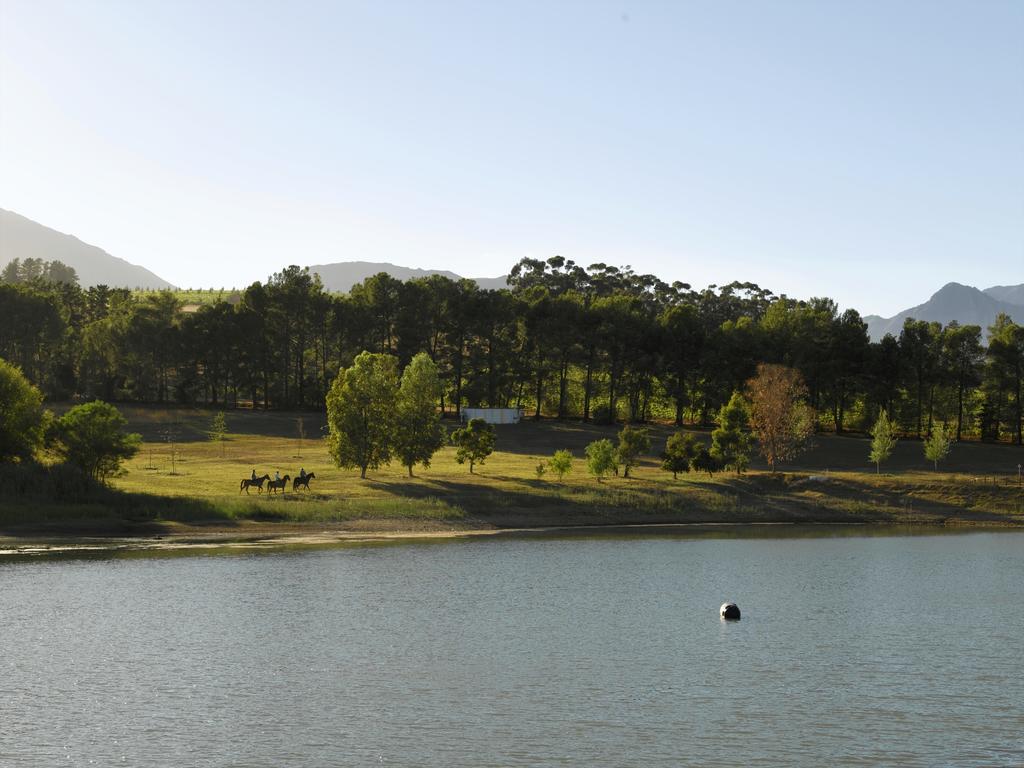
[{"xmin": 1, "ymin": 0, "xmax": 1021, "ymax": 316}]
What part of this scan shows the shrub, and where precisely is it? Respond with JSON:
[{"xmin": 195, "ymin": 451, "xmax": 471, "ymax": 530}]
[
  {"xmin": 0, "ymin": 357, "xmax": 47, "ymax": 463},
  {"xmin": 585, "ymin": 439, "xmax": 617, "ymax": 482},
  {"xmin": 53, "ymin": 401, "xmax": 142, "ymax": 482},
  {"xmin": 548, "ymin": 450, "xmax": 573, "ymax": 481}
]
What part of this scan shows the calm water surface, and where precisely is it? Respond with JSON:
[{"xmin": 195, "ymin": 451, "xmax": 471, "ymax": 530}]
[{"xmin": 1, "ymin": 529, "xmax": 1022, "ymax": 766}]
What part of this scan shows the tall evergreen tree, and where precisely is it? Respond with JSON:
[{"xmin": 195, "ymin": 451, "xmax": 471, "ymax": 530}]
[{"xmin": 711, "ymin": 392, "xmax": 752, "ymax": 474}]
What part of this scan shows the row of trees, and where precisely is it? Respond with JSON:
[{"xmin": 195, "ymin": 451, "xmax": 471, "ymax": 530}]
[
  {"xmin": 869, "ymin": 412, "xmax": 954, "ymax": 473},
  {"xmin": 326, "ymin": 350, "xmax": 501, "ymax": 477},
  {"xmin": 3, "ymin": 256, "xmax": 1022, "ymax": 443},
  {"xmin": 324, "ymin": 359, "xmax": 821, "ymax": 481}
]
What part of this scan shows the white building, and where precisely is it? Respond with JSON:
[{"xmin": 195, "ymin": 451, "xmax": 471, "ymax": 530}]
[{"xmin": 460, "ymin": 407, "xmax": 523, "ymax": 425}]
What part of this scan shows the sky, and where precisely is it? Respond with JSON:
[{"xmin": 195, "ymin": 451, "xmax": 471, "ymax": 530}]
[{"xmin": 1, "ymin": 0, "xmax": 1021, "ymax": 317}]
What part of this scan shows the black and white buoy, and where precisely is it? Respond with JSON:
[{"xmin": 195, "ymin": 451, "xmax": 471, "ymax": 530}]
[{"xmin": 720, "ymin": 602, "xmax": 741, "ymax": 620}]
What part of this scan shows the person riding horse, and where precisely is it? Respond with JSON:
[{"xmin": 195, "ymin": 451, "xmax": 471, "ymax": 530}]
[
  {"xmin": 292, "ymin": 471, "xmax": 315, "ymax": 491},
  {"xmin": 241, "ymin": 473, "xmax": 270, "ymax": 494}
]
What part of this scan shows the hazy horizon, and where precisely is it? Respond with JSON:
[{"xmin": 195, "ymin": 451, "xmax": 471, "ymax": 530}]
[{"xmin": 2, "ymin": 0, "xmax": 1022, "ymax": 317}]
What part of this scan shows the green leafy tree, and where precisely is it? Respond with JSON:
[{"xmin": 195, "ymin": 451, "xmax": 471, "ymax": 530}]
[
  {"xmin": 923, "ymin": 424, "xmax": 953, "ymax": 471},
  {"xmin": 53, "ymin": 401, "xmax": 141, "ymax": 481},
  {"xmin": 661, "ymin": 432, "xmax": 700, "ymax": 479},
  {"xmin": 691, "ymin": 447, "xmax": 722, "ymax": 478},
  {"xmin": 451, "ymin": 418, "xmax": 496, "ymax": 473},
  {"xmin": 616, "ymin": 425, "xmax": 650, "ymax": 478},
  {"xmin": 0, "ymin": 357, "xmax": 47, "ymax": 462},
  {"xmin": 711, "ymin": 392, "xmax": 751, "ymax": 475},
  {"xmin": 548, "ymin": 449, "xmax": 573, "ymax": 481},
  {"xmin": 209, "ymin": 411, "xmax": 228, "ymax": 457},
  {"xmin": 869, "ymin": 409, "xmax": 898, "ymax": 474},
  {"xmin": 326, "ymin": 351, "xmax": 400, "ymax": 479},
  {"xmin": 585, "ymin": 438, "xmax": 617, "ymax": 482},
  {"xmin": 395, "ymin": 352, "xmax": 446, "ymax": 477}
]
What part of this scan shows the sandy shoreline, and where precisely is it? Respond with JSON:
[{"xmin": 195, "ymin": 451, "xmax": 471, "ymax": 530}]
[{"xmin": 3, "ymin": 518, "xmax": 1016, "ymax": 558}]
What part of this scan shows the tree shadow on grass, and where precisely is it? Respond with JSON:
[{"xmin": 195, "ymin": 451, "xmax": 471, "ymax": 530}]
[
  {"xmin": 0, "ymin": 463, "xmax": 243, "ymax": 535},
  {"xmin": 372, "ymin": 476, "xmax": 787, "ymax": 528},
  {"xmin": 386, "ymin": 470, "xmax": 1024, "ymax": 527}
]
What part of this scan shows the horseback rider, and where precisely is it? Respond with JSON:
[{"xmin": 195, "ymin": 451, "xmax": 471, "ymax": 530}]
[
  {"xmin": 275, "ymin": 470, "xmax": 281, "ymax": 482},
  {"xmin": 299, "ymin": 467, "xmax": 306, "ymax": 479},
  {"xmin": 251, "ymin": 468, "xmax": 257, "ymax": 482}
]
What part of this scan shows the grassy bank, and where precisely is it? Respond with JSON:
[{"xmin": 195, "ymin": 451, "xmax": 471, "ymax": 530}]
[{"xmin": 2, "ymin": 406, "xmax": 1023, "ymax": 539}]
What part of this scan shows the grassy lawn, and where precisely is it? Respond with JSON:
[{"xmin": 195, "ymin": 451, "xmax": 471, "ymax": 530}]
[
  {"xmin": 106, "ymin": 408, "xmax": 1024, "ymax": 527},
  {"xmin": 3, "ymin": 406, "xmax": 1022, "ymax": 537}
]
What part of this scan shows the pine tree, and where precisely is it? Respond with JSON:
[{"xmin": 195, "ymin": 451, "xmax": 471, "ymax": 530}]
[{"xmin": 711, "ymin": 392, "xmax": 751, "ymax": 475}]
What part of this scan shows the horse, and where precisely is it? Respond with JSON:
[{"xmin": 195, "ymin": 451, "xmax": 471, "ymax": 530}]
[
  {"xmin": 267, "ymin": 474, "xmax": 291, "ymax": 494},
  {"xmin": 240, "ymin": 474, "xmax": 270, "ymax": 494},
  {"xmin": 292, "ymin": 472, "xmax": 315, "ymax": 491}
]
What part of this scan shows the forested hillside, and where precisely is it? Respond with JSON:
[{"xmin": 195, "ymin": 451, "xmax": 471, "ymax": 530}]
[{"xmin": 1, "ymin": 256, "xmax": 1021, "ymax": 444}]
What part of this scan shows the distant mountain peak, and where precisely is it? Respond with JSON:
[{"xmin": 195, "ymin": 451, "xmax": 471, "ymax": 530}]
[
  {"xmin": 865, "ymin": 281, "xmax": 1021, "ymax": 340},
  {"xmin": 0, "ymin": 209, "xmax": 174, "ymax": 289},
  {"xmin": 983, "ymin": 283, "xmax": 1024, "ymax": 307}
]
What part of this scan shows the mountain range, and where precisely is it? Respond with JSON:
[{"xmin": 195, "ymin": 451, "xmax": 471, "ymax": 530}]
[
  {"xmin": 0, "ymin": 208, "xmax": 175, "ymax": 289},
  {"xmin": 1, "ymin": 209, "xmax": 1019, "ymax": 336},
  {"xmin": 0, "ymin": 209, "xmax": 506, "ymax": 292},
  {"xmin": 863, "ymin": 282, "xmax": 1022, "ymax": 341}
]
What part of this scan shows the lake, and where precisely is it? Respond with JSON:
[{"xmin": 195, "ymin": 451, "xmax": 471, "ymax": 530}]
[{"xmin": 2, "ymin": 527, "xmax": 1022, "ymax": 766}]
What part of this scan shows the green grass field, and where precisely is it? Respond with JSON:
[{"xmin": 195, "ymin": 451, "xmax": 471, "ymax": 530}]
[
  {"xmin": 4, "ymin": 406, "xmax": 1022, "ymax": 537},
  {"xmin": 116, "ymin": 408, "xmax": 1024, "ymax": 527},
  {"xmin": 134, "ymin": 288, "xmax": 242, "ymax": 308}
]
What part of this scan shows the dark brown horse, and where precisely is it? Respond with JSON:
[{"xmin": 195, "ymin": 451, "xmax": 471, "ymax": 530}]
[
  {"xmin": 267, "ymin": 475, "xmax": 291, "ymax": 494},
  {"xmin": 240, "ymin": 474, "xmax": 270, "ymax": 494},
  {"xmin": 292, "ymin": 472, "xmax": 315, "ymax": 491}
]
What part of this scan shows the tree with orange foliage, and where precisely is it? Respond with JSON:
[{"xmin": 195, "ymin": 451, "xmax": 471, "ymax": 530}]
[{"xmin": 746, "ymin": 363, "xmax": 814, "ymax": 472}]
